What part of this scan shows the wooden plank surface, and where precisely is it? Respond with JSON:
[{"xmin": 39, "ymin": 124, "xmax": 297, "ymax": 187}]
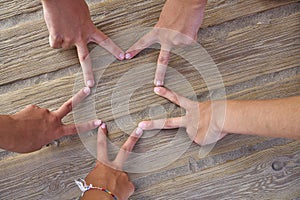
[
  {"xmin": 0, "ymin": 0, "xmax": 299, "ymax": 86},
  {"xmin": 0, "ymin": 0, "xmax": 299, "ymax": 199}
]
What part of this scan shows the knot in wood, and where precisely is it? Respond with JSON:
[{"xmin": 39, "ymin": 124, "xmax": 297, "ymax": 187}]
[{"xmin": 271, "ymin": 161, "xmax": 284, "ymax": 171}]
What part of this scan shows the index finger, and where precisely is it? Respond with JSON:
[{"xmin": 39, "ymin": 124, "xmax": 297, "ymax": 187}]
[
  {"xmin": 91, "ymin": 30, "xmax": 125, "ymax": 60},
  {"xmin": 97, "ymin": 123, "xmax": 109, "ymax": 162},
  {"xmin": 138, "ymin": 117, "xmax": 186, "ymax": 130},
  {"xmin": 154, "ymin": 87, "xmax": 193, "ymax": 110},
  {"xmin": 113, "ymin": 128, "xmax": 143, "ymax": 169},
  {"xmin": 125, "ymin": 31, "xmax": 157, "ymax": 59},
  {"xmin": 76, "ymin": 43, "xmax": 95, "ymax": 87},
  {"xmin": 154, "ymin": 48, "xmax": 170, "ymax": 86},
  {"xmin": 54, "ymin": 87, "xmax": 90, "ymax": 119}
]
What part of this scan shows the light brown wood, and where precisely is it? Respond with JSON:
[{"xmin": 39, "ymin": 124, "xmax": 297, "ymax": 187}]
[
  {"xmin": 0, "ymin": 0, "xmax": 299, "ymax": 86},
  {"xmin": 0, "ymin": 0, "xmax": 299, "ymax": 199}
]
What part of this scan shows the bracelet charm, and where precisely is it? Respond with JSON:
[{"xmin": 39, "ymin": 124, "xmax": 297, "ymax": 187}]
[{"xmin": 75, "ymin": 178, "xmax": 118, "ymax": 200}]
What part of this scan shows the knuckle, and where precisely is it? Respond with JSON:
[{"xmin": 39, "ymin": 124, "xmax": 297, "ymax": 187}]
[
  {"xmin": 97, "ymin": 137, "xmax": 106, "ymax": 146},
  {"xmin": 51, "ymin": 113, "xmax": 60, "ymax": 123},
  {"xmin": 52, "ymin": 34, "xmax": 61, "ymax": 42},
  {"xmin": 147, "ymin": 121, "xmax": 154, "ymax": 128},
  {"xmin": 172, "ymin": 39, "xmax": 181, "ymax": 46},
  {"xmin": 98, "ymin": 36, "xmax": 110, "ymax": 46},
  {"xmin": 49, "ymin": 34, "xmax": 62, "ymax": 48},
  {"xmin": 61, "ymin": 37, "xmax": 74, "ymax": 50},
  {"xmin": 137, "ymin": 39, "xmax": 146, "ymax": 48},
  {"xmin": 27, "ymin": 104, "xmax": 38, "ymax": 109},
  {"xmin": 158, "ymin": 55, "xmax": 169, "ymax": 65},
  {"xmin": 67, "ymin": 126, "xmax": 77, "ymax": 134},
  {"xmin": 121, "ymin": 141, "xmax": 133, "ymax": 152},
  {"xmin": 78, "ymin": 52, "xmax": 89, "ymax": 62},
  {"xmin": 64, "ymin": 102, "xmax": 73, "ymax": 112},
  {"xmin": 121, "ymin": 172, "xmax": 129, "ymax": 179},
  {"xmin": 41, "ymin": 107, "xmax": 50, "ymax": 114},
  {"xmin": 122, "ymin": 145, "xmax": 131, "ymax": 152},
  {"xmin": 169, "ymin": 95, "xmax": 178, "ymax": 104},
  {"xmin": 128, "ymin": 181, "xmax": 135, "ymax": 194},
  {"xmin": 182, "ymin": 39, "xmax": 194, "ymax": 46}
]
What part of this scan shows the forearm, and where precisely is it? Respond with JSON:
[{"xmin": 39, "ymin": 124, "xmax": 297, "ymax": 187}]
[
  {"xmin": 223, "ymin": 96, "xmax": 300, "ymax": 139},
  {"xmin": 0, "ymin": 115, "xmax": 15, "ymax": 150}
]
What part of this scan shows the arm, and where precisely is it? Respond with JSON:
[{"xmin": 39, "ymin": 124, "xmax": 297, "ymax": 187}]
[
  {"xmin": 0, "ymin": 87, "xmax": 101, "ymax": 153},
  {"xmin": 0, "ymin": 115, "xmax": 15, "ymax": 150},
  {"xmin": 126, "ymin": 0, "xmax": 207, "ymax": 86},
  {"xmin": 223, "ymin": 97, "xmax": 300, "ymax": 139},
  {"xmin": 139, "ymin": 87, "xmax": 300, "ymax": 146}
]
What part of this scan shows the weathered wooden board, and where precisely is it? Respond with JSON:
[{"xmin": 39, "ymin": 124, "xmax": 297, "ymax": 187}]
[
  {"xmin": 0, "ymin": 10, "xmax": 299, "ymax": 114},
  {"xmin": 0, "ymin": 0, "xmax": 299, "ymax": 199},
  {"xmin": 0, "ymin": 72, "xmax": 299, "ymax": 199},
  {"xmin": 132, "ymin": 140, "xmax": 300, "ymax": 200},
  {"xmin": 0, "ymin": 0, "xmax": 299, "ymax": 86}
]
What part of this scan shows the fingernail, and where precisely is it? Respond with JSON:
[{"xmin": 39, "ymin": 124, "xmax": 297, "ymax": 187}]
[
  {"xmin": 83, "ymin": 87, "xmax": 90, "ymax": 95},
  {"xmin": 87, "ymin": 80, "xmax": 94, "ymax": 87},
  {"xmin": 138, "ymin": 122, "xmax": 146, "ymax": 129},
  {"xmin": 101, "ymin": 123, "xmax": 106, "ymax": 129},
  {"xmin": 125, "ymin": 53, "xmax": 131, "ymax": 59},
  {"xmin": 119, "ymin": 53, "xmax": 125, "ymax": 60},
  {"xmin": 154, "ymin": 87, "xmax": 161, "ymax": 94},
  {"xmin": 135, "ymin": 127, "xmax": 143, "ymax": 136},
  {"xmin": 155, "ymin": 80, "xmax": 163, "ymax": 86},
  {"xmin": 94, "ymin": 120, "xmax": 102, "ymax": 126}
]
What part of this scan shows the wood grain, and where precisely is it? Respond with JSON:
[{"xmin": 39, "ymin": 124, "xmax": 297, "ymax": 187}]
[
  {"xmin": 131, "ymin": 140, "xmax": 300, "ymax": 200},
  {"xmin": 0, "ymin": 0, "xmax": 299, "ymax": 86},
  {"xmin": 0, "ymin": 70, "xmax": 299, "ymax": 199},
  {"xmin": 0, "ymin": 0, "xmax": 299, "ymax": 199}
]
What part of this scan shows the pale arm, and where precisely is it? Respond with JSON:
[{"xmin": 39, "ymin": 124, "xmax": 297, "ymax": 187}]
[
  {"xmin": 224, "ymin": 97, "xmax": 300, "ymax": 139},
  {"xmin": 139, "ymin": 87, "xmax": 300, "ymax": 145}
]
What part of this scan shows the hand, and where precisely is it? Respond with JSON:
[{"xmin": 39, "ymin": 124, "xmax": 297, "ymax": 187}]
[
  {"xmin": 82, "ymin": 124, "xmax": 143, "ymax": 200},
  {"xmin": 138, "ymin": 87, "xmax": 227, "ymax": 145},
  {"xmin": 4, "ymin": 87, "xmax": 101, "ymax": 153},
  {"xmin": 42, "ymin": 0, "xmax": 125, "ymax": 87},
  {"xmin": 126, "ymin": 0, "xmax": 207, "ymax": 86}
]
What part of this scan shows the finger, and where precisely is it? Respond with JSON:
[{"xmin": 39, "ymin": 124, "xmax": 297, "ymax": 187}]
[
  {"xmin": 57, "ymin": 119, "xmax": 102, "ymax": 137},
  {"xmin": 91, "ymin": 30, "xmax": 125, "ymax": 60},
  {"xmin": 154, "ymin": 48, "xmax": 170, "ymax": 86},
  {"xmin": 138, "ymin": 117, "xmax": 186, "ymax": 130},
  {"xmin": 154, "ymin": 87, "xmax": 193, "ymax": 109},
  {"xmin": 49, "ymin": 34, "xmax": 62, "ymax": 49},
  {"xmin": 113, "ymin": 127, "xmax": 143, "ymax": 169},
  {"xmin": 97, "ymin": 123, "xmax": 109, "ymax": 162},
  {"xmin": 128, "ymin": 181, "xmax": 135, "ymax": 196},
  {"xmin": 54, "ymin": 87, "xmax": 90, "ymax": 119},
  {"xmin": 125, "ymin": 31, "xmax": 157, "ymax": 59},
  {"xmin": 61, "ymin": 38, "xmax": 74, "ymax": 50},
  {"xmin": 76, "ymin": 43, "xmax": 95, "ymax": 87}
]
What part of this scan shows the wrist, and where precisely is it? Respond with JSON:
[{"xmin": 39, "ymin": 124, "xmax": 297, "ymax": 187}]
[
  {"xmin": 222, "ymin": 100, "xmax": 251, "ymax": 135},
  {"xmin": 199, "ymin": 101, "xmax": 223, "ymax": 131},
  {"xmin": 0, "ymin": 115, "xmax": 17, "ymax": 151},
  {"xmin": 81, "ymin": 165, "xmax": 118, "ymax": 200},
  {"xmin": 81, "ymin": 189, "xmax": 113, "ymax": 200},
  {"xmin": 76, "ymin": 177, "xmax": 117, "ymax": 200}
]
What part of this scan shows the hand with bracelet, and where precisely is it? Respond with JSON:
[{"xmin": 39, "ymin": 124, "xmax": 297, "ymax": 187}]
[
  {"xmin": 77, "ymin": 124, "xmax": 143, "ymax": 200},
  {"xmin": 126, "ymin": 0, "xmax": 207, "ymax": 86}
]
